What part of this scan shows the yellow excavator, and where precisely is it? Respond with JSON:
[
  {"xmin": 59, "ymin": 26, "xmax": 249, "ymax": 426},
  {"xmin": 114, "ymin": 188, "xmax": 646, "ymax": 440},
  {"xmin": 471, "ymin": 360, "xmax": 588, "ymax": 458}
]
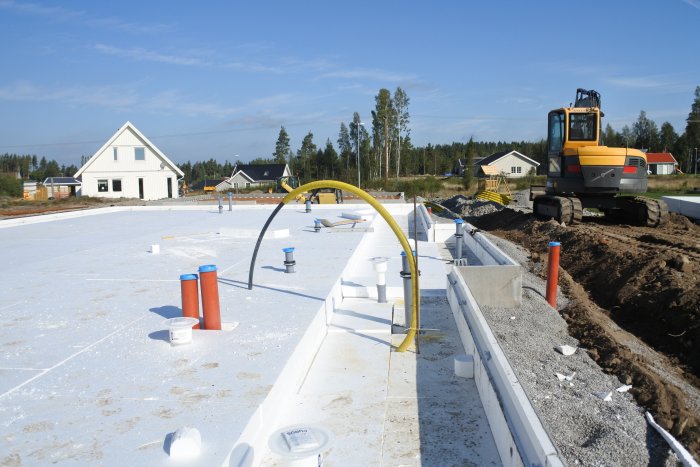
[{"xmin": 530, "ymin": 89, "xmax": 668, "ymax": 226}]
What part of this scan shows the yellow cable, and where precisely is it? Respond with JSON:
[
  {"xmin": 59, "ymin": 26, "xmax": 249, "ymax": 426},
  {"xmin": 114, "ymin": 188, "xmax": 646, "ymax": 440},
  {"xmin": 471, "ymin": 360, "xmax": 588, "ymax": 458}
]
[{"xmin": 283, "ymin": 180, "xmax": 418, "ymax": 352}]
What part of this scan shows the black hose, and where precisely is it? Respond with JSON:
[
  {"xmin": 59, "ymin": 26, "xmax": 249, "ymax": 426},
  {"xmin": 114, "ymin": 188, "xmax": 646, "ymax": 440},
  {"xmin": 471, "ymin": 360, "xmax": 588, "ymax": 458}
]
[{"xmin": 247, "ymin": 201, "xmax": 285, "ymax": 290}]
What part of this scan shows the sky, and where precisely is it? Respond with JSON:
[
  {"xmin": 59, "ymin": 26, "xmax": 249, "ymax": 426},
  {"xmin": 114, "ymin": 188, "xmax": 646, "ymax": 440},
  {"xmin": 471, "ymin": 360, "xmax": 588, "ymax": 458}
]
[{"xmin": 1, "ymin": 0, "xmax": 699, "ymax": 167}]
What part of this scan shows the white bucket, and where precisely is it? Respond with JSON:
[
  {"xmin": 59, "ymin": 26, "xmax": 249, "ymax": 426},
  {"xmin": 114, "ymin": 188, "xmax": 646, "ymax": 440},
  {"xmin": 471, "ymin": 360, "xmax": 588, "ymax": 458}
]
[{"xmin": 164, "ymin": 317, "xmax": 199, "ymax": 346}]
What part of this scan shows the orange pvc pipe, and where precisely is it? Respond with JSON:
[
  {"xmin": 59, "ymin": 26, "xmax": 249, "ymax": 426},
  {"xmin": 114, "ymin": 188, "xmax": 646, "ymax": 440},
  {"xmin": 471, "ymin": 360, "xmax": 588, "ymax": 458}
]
[
  {"xmin": 180, "ymin": 274, "xmax": 200, "ymax": 329},
  {"xmin": 198, "ymin": 265, "xmax": 222, "ymax": 330},
  {"xmin": 546, "ymin": 242, "xmax": 561, "ymax": 308}
]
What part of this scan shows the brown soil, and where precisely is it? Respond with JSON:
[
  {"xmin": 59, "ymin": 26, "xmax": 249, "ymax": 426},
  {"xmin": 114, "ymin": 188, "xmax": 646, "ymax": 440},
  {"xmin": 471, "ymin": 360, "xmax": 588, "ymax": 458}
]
[{"xmin": 472, "ymin": 209, "xmax": 700, "ymax": 458}]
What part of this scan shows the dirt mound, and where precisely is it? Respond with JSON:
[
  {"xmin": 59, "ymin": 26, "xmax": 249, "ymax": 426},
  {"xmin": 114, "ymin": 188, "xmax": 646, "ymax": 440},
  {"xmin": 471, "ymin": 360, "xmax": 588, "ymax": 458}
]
[{"xmin": 470, "ymin": 208, "xmax": 700, "ymax": 458}]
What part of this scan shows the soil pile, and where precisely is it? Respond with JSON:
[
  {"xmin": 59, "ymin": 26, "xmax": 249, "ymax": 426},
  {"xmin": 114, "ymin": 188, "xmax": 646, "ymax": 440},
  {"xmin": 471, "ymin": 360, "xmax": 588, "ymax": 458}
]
[{"xmin": 470, "ymin": 206, "xmax": 700, "ymax": 458}]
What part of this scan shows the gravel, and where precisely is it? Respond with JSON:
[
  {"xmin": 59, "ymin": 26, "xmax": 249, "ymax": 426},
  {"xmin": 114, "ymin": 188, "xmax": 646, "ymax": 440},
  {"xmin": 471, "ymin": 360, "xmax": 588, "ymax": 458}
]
[{"xmin": 477, "ymin": 232, "xmax": 679, "ymax": 466}]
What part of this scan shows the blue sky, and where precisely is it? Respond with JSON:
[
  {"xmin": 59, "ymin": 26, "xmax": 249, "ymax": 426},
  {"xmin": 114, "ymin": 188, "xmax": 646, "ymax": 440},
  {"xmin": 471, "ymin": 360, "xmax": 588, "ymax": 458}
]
[{"xmin": 1, "ymin": 0, "xmax": 699, "ymax": 167}]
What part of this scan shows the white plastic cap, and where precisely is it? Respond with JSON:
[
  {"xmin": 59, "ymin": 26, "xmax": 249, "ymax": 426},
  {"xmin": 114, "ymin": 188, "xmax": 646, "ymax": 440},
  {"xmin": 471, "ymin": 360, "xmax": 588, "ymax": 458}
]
[{"xmin": 169, "ymin": 426, "xmax": 202, "ymax": 459}]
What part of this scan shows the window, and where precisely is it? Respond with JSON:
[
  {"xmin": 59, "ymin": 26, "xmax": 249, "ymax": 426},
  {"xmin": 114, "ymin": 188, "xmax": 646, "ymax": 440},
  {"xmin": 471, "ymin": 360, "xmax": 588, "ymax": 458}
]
[
  {"xmin": 98, "ymin": 179, "xmax": 108, "ymax": 192},
  {"xmin": 112, "ymin": 179, "xmax": 122, "ymax": 192},
  {"xmin": 511, "ymin": 167, "xmax": 517, "ymax": 173},
  {"xmin": 548, "ymin": 111, "xmax": 565, "ymax": 153},
  {"xmin": 517, "ymin": 167, "xmax": 522, "ymax": 174},
  {"xmin": 135, "ymin": 147, "xmax": 145, "ymax": 161},
  {"xmin": 113, "ymin": 147, "xmax": 118, "ymax": 161},
  {"xmin": 245, "ymin": 182, "xmax": 251, "ymax": 188},
  {"xmin": 568, "ymin": 112, "xmax": 597, "ymax": 141}
]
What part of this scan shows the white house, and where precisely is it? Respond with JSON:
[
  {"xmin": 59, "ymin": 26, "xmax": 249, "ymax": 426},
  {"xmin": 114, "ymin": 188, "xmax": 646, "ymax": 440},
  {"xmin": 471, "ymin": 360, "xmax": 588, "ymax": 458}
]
[
  {"xmin": 476, "ymin": 150, "xmax": 540, "ymax": 178},
  {"xmin": 216, "ymin": 163, "xmax": 291, "ymax": 192},
  {"xmin": 75, "ymin": 122, "xmax": 183, "ymax": 200}
]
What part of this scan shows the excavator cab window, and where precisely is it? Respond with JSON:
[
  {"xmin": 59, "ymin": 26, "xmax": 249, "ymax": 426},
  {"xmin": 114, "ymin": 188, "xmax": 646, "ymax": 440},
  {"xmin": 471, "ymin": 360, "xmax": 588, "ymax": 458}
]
[
  {"xmin": 548, "ymin": 111, "xmax": 565, "ymax": 153},
  {"xmin": 568, "ymin": 113, "xmax": 597, "ymax": 141}
]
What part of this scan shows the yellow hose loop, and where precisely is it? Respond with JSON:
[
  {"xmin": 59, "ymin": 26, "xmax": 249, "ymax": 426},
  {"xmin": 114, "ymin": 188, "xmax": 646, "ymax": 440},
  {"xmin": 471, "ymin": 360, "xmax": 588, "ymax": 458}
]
[{"xmin": 283, "ymin": 180, "xmax": 418, "ymax": 352}]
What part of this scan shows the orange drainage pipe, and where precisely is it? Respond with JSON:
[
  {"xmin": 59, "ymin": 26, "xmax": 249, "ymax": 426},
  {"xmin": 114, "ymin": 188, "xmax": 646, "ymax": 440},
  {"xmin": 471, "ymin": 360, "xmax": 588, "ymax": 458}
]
[
  {"xmin": 546, "ymin": 242, "xmax": 561, "ymax": 308},
  {"xmin": 180, "ymin": 274, "xmax": 200, "ymax": 329},
  {"xmin": 198, "ymin": 265, "xmax": 222, "ymax": 330}
]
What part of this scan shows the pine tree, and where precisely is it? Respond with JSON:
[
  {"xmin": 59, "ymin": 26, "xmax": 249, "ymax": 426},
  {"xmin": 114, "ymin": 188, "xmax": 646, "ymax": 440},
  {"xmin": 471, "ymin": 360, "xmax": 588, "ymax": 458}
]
[
  {"xmin": 273, "ymin": 126, "xmax": 291, "ymax": 165},
  {"xmin": 684, "ymin": 86, "xmax": 700, "ymax": 172},
  {"xmin": 394, "ymin": 87, "xmax": 410, "ymax": 179}
]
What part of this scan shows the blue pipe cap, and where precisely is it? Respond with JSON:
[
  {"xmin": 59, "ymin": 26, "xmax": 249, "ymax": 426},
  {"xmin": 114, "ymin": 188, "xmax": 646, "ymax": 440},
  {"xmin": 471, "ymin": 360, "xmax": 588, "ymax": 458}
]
[
  {"xmin": 549, "ymin": 241, "xmax": 561, "ymax": 247},
  {"xmin": 198, "ymin": 264, "xmax": 217, "ymax": 273},
  {"xmin": 282, "ymin": 247, "xmax": 295, "ymax": 253},
  {"xmin": 454, "ymin": 218, "xmax": 464, "ymax": 224},
  {"xmin": 400, "ymin": 250, "xmax": 417, "ymax": 256},
  {"xmin": 179, "ymin": 273, "xmax": 198, "ymax": 281}
]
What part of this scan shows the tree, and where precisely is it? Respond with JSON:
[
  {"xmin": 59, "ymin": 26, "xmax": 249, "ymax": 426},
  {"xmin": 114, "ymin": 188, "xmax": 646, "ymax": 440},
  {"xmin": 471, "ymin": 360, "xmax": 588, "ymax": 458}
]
[
  {"xmin": 297, "ymin": 132, "xmax": 316, "ymax": 181},
  {"xmin": 349, "ymin": 113, "xmax": 365, "ymax": 184},
  {"xmin": 322, "ymin": 139, "xmax": 338, "ymax": 179},
  {"xmin": 659, "ymin": 122, "xmax": 679, "ymax": 153},
  {"xmin": 620, "ymin": 125, "xmax": 634, "ymax": 148},
  {"xmin": 602, "ymin": 123, "xmax": 622, "ymax": 148},
  {"xmin": 632, "ymin": 110, "xmax": 660, "ymax": 151},
  {"xmin": 373, "ymin": 88, "xmax": 394, "ymax": 181},
  {"xmin": 462, "ymin": 137, "xmax": 476, "ymax": 190},
  {"xmin": 393, "ymin": 87, "xmax": 410, "ymax": 179},
  {"xmin": 273, "ymin": 126, "xmax": 291, "ymax": 165},
  {"xmin": 684, "ymin": 86, "xmax": 700, "ymax": 171},
  {"xmin": 337, "ymin": 123, "xmax": 352, "ymax": 181}
]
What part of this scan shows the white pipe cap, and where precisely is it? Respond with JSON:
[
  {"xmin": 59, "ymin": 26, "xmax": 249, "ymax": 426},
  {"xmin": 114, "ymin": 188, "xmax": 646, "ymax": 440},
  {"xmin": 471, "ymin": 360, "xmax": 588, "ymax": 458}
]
[{"xmin": 169, "ymin": 426, "xmax": 202, "ymax": 459}]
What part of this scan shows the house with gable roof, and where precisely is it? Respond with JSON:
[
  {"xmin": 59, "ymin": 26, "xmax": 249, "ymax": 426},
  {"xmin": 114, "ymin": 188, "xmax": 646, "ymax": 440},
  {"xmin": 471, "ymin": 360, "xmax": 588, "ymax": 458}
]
[
  {"xmin": 216, "ymin": 163, "xmax": 291, "ymax": 192},
  {"xmin": 645, "ymin": 152, "xmax": 679, "ymax": 175},
  {"xmin": 475, "ymin": 150, "xmax": 540, "ymax": 178},
  {"xmin": 75, "ymin": 122, "xmax": 183, "ymax": 200}
]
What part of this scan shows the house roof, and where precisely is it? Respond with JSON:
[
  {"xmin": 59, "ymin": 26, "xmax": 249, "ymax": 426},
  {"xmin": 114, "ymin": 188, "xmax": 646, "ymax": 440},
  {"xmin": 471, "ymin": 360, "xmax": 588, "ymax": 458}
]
[
  {"xmin": 231, "ymin": 164, "xmax": 287, "ymax": 182},
  {"xmin": 190, "ymin": 178, "xmax": 226, "ymax": 190},
  {"xmin": 646, "ymin": 153, "xmax": 677, "ymax": 164},
  {"xmin": 478, "ymin": 150, "xmax": 540, "ymax": 167},
  {"xmin": 44, "ymin": 177, "xmax": 81, "ymax": 186},
  {"xmin": 480, "ymin": 165, "xmax": 500, "ymax": 175},
  {"xmin": 74, "ymin": 121, "xmax": 184, "ymax": 178}
]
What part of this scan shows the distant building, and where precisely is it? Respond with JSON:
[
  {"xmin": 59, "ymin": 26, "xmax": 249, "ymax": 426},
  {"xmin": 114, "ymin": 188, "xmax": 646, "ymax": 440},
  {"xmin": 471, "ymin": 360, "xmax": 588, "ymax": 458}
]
[
  {"xmin": 475, "ymin": 150, "xmax": 539, "ymax": 178},
  {"xmin": 43, "ymin": 177, "xmax": 81, "ymax": 199},
  {"xmin": 75, "ymin": 121, "xmax": 183, "ymax": 200},
  {"xmin": 646, "ymin": 153, "xmax": 678, "ymax": 175},
  {"xmin": 217, "ymin": 163, "xmax": 291, "ymax": 191}
]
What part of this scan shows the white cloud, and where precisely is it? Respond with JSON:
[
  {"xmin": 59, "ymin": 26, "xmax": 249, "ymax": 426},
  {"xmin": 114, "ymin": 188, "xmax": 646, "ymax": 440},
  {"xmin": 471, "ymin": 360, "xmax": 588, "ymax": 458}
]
[
  {"xmin": 0, "ymin": 0, "xmax": 170, "ymax": 33},
  {"xmin": 603, "ymin": 75, "xmax": 687, "ymax": 93},
  {"xmin": 0, "ymin": 81, "xmax": 244, "ymax": 118},
  {"xmin": 682, "ymin": 0, "xmax": 700, "ymax": 10},
  {"xmin": 94, "ymin": 44, "xmax": 208, "ymax": 67},
  {"xmin": 320, "ymin": 68, "xmax": 417, "ymax": 83}
]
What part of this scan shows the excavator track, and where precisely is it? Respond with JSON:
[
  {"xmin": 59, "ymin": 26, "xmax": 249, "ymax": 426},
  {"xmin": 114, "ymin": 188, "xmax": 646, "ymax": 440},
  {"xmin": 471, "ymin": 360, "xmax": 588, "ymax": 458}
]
[
  {"xmin": 613, "ymin": 197, "xmax": 669, "ymax": 227},
  {"xmin": 635, "ymin": 196, "xmax": 669, "ymax": 227},
  {"xmin": 533, "ymin": 195, "xmax": 582, "ymax": 225}
]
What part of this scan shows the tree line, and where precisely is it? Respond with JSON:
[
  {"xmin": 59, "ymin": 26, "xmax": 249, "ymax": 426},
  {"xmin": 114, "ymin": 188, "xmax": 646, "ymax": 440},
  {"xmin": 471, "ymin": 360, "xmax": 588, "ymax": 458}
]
[{"xmin": 3, "ymin": 85, "xmax": 699, "ymax": 194}]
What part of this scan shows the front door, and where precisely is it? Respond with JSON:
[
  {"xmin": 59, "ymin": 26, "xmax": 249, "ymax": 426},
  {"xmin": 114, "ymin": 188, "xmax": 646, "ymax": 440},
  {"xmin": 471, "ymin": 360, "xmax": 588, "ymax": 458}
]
[
  {"xmin": 138, "ymin": 178, "xmax": 144, "ymax": 199},
  {"xmin": 167, "ymin": 178, "xmax": 173, "ymax": 198}
]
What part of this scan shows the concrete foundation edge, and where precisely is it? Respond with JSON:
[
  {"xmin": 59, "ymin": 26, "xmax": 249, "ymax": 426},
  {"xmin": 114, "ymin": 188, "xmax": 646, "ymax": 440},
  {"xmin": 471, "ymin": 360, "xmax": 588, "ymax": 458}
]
[{"xmin": 447, "ymin": 269, "xmax": 564, "ymax": 467}]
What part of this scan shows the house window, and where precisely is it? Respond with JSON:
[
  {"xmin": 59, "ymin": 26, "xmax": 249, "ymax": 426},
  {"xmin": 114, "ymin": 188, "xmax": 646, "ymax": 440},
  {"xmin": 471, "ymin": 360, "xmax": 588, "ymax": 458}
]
[
  {"xmin": 135, "ymin": 147, "xmax": 145, "ymax": 161},
  {"xmin": 112, "ymin": 179, "xmax": 122, "ymax": 192},
  {"xmin": 113, "ymin": 147, "xmax": 118, "ymax": 161},
  {"xmin": 97, "ymin": 179, "xmax": 108, "ymax": 192},
  {"xmin": 246, "ymin": 182, "xmax": 251, "ymax": 188},
  {"xmin": 511, "ymin": 167, "xmax": 517, "ymax": 173},
  {"xmin": 517, "ymin": 167, "xmax": 522, "ymax": 174}
]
